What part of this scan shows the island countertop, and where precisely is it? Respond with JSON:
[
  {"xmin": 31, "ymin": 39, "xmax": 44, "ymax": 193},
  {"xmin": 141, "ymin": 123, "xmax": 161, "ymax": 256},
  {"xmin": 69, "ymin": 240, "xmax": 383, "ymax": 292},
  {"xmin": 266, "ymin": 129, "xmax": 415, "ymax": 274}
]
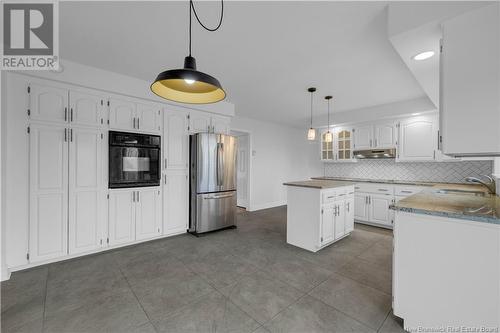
[{"xmin": 283, "ymin": 180, "xmax": 356, "ymax": 189}]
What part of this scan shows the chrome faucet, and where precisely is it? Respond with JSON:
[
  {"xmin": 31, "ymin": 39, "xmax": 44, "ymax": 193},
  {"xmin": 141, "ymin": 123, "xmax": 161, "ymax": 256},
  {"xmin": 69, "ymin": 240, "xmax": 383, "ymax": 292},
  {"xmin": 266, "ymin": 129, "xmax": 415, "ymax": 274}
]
[{"xmin": 465, "ymin": 175, "xmax": 496, "ymax": 194}]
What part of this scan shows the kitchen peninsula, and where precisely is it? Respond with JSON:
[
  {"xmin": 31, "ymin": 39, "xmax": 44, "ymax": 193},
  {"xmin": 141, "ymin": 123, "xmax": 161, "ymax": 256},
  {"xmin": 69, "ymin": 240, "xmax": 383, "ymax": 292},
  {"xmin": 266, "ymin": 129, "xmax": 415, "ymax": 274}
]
[{"xmin": 283, "ymin": 180, "xmax": 355, "ymax": 252}]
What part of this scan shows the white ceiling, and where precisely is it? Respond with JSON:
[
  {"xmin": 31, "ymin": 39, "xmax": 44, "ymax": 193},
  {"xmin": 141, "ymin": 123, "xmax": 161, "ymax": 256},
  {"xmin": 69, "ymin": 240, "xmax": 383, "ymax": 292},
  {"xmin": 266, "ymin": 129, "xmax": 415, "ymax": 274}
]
[{"xmin": 60, "ymin": 1, "xmax": 431, "ymax": 127}]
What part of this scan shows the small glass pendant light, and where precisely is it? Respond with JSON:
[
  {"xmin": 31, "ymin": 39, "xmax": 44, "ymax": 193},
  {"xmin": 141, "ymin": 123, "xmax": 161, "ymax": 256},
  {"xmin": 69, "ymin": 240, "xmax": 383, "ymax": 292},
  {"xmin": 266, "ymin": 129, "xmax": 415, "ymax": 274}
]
[
  {"xmin": 307, "ymin": 87, "xmax": 317, "ymax": 141},
  {"xmin": 324, "ymin": 96, "xmax": 333, "ymax": 143}
]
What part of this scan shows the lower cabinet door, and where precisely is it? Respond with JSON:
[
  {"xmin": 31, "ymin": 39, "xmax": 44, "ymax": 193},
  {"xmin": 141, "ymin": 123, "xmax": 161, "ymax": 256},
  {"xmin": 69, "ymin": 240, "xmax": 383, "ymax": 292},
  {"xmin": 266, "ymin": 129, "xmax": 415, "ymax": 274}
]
[
  {"xmin": 334, "ymin": 200, "xmax": 346, "ymax": 239},
  {"xmin": 163, "ymin": 171, "xmax": 189, "ymax": 235},
  {"xmin": 354, "ymin": 193, "xmax": 369, "ymax": 221},
  {"xmin": 321, "ymin": 204, "xmax": 335, "ymax": 245},
  {"xmin": 136, "ymin": 188, "xmax": 162, "ymax": 240},
  {"xmin": 68, "ymin": 127, "xmax": 105, "ymax": 255},
  {"xmin": 109, "ymin": 190, "xmax": 136, "ymax": 245},
  {"xmin": 29, "ymin": 124, "xmax": 69, "ymax": 263},
  {"xmin": 345, "ymin": 197, "xmax": 355, "ymax": 233},
  {"xmin": 369, "ymin": 194, "xmax": 392, "ymax": 226}
]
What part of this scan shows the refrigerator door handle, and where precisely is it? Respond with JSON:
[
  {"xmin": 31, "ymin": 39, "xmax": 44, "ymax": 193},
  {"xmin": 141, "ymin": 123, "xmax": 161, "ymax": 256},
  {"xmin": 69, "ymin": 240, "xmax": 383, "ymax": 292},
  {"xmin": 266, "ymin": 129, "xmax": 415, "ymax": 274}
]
[
  {"xmin": 216, "ymin": 141, "xmax": 224, "ymax": 187},
  {"xmin": 204, "ymin": 193, "xmax": 234, "ymax": 199}
]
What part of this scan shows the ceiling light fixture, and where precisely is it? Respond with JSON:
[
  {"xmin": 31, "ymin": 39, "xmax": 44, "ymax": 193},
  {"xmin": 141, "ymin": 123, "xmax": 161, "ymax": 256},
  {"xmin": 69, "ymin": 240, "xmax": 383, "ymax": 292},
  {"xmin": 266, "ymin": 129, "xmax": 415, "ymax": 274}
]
[
  {"xmin": 151, "ymin": 0, "xmax": 226, "ymax": 104},
  {"xmin": 413, "ymin": 51, "xmax": 435, "ymax": 61},
  {"xmin": 324, "ymin": 96, "xmax": 333, "ymax": 143},
  {"xmin": 307, "ymin": 87, "xmax": 317, "ymax": 141}
]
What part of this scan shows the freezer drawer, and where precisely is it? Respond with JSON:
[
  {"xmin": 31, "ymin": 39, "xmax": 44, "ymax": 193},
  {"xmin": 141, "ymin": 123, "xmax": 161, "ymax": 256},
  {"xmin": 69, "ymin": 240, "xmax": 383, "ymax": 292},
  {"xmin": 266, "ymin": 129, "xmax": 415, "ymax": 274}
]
[{"xmin": 192, "ymin": 191, "xmax": 236, "ymax": 233}]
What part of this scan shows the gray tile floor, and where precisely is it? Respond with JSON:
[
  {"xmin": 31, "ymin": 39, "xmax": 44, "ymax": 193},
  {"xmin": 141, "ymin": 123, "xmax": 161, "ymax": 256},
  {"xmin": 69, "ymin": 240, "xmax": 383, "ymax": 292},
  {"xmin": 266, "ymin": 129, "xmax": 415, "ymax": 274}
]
[{"xmin": 1, "ymin": 206, "xmax": 406, "ymax": 333}]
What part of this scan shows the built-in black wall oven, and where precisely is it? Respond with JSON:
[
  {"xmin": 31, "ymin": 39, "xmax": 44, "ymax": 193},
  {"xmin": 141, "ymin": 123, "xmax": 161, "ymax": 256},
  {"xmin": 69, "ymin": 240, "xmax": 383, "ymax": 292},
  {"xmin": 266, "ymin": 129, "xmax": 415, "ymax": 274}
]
[{"xmin": 109, "ymin": 131, "xmax": 161, "ymax": 188}]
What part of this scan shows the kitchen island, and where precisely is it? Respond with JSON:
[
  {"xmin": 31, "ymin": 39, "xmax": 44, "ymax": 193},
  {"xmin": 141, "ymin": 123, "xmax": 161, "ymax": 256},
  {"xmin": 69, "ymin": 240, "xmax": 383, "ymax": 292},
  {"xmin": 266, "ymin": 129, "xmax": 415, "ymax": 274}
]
[
  {"xmin": 283, "ymin": 180, "xmax": 355, "ymax": 252},
  {"xmin": 390, "ymin": 189, "xmax": 500, "ymax": 330}
]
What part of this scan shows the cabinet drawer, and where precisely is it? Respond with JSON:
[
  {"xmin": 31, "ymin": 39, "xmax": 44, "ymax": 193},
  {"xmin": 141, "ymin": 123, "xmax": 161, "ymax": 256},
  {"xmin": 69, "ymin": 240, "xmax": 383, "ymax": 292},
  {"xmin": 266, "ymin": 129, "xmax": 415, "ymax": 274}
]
[
  {"xmin": 354, "ymin": 183, "xmax": 393, "ymax": 194},
  {"xmin": 395, "ymin": 186, "xmax": 424, "ymax": 197},
  {"xmin": 322, "ymin": 190, "xmax": 337, "ymax": 204}
]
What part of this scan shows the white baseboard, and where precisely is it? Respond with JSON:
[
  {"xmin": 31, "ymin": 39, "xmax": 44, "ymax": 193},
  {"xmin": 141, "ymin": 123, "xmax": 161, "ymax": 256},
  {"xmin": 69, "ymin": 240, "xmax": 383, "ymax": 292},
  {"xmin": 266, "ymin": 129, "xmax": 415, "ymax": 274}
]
[
  {"xmin": 249, "ymin": 200, "xmax": 286, "ymax": 212},
  {"xmin": 1, "ymin": 267, "xmax": 11, "ymax": 281}
]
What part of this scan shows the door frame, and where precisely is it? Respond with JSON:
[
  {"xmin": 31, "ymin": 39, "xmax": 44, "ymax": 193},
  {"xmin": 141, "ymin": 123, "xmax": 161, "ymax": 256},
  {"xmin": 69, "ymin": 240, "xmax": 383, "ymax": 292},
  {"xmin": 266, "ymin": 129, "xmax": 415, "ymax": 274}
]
[{"xmin": 230, "ymin": 128, "xmax": 252, "ymax": 211}]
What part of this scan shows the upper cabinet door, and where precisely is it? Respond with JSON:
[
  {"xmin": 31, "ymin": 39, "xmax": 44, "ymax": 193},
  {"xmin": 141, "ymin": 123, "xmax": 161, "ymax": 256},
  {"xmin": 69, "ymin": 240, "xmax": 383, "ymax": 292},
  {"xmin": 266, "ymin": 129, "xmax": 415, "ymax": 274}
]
[
  {"xmin": 135, "ymin": 188, "xmax": 162, "ymax": 241},
  {"xmin": 374, "ymin": 122, "xmax": 396, "ymax": 148},
  {"xmin": 164, "ymin": 109, "xmax": 188, "ymax": 170},
  {"xmin": 441, "ymin": 3, "xmax": 500, "ymax": 156},
  {"xmin": 353, "ymin": 125, "xmax": 373, "ymax": 150},
  {"xmin": 109, "ymin": 98, "xmax": 136, "ymax": 131},
  {"xmin": 136, "ymin": 103, "xmax": 161, "ymax": 133},
  {"xmin": 69, "ymin": 90, "xmax": 105, "ymax": 128},
  {"xmin": 335, "ymin": 127, "xmax": 354, "ymax": 161},
  {"xmin": 189, "ymin": 111, "xmax": 211, "ymax": 133},
  {"xmin": 398, "ymin": 115, "xmax": 437, "ymax": 161},
  {"xmin": 68, "ymin": 127, "xmax": 105, "ymax": 255},
  {"xmin": 212, "ymin": 116, "xmax": 230, "ymax": 134},
  {"xmin": 320, "ymin": 129, "xmax": 334, "ymax": 161},
  {"xmin": 29, "ymin": 83, "xmax": 68, "ymax": 124},
  {"xmin": 29, "ymin": 124, "xmax": 68, "ymax": 263}
]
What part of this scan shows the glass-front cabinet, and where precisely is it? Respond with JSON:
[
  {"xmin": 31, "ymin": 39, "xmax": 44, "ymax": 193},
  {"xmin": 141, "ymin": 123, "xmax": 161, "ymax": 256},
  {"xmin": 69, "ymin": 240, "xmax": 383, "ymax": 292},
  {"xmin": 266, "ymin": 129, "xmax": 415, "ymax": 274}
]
[
  {"xmin": 335, "ymin": 127, "xmax": 354, "ymax": 161},
  {"xmin": 320, "ymin": 128, "xmax": 334, "ymax": 161}
]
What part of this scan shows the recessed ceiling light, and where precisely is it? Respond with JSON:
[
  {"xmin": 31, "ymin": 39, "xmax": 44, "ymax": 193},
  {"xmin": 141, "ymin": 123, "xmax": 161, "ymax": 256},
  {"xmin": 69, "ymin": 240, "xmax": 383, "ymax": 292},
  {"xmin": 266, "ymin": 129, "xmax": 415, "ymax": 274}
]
[{"xmin": 413, "ymin": 51, "xmax": 435, "ymax": 61}]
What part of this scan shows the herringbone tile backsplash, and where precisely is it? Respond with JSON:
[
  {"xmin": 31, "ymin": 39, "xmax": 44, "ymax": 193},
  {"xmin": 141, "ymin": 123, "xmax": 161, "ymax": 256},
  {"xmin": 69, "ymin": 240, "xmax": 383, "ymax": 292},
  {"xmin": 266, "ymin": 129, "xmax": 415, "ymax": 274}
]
[{"xmin": 324, "ymin": 160, "xmax": 493, "ymax": 183}]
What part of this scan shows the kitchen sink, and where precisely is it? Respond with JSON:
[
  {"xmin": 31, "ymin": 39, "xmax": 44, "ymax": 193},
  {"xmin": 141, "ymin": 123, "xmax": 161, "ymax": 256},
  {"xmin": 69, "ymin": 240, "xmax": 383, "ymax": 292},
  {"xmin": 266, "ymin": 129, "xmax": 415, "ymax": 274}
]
[{"xmin": 436, "ymin": 189, "xmax": 487, "ymax": 197}]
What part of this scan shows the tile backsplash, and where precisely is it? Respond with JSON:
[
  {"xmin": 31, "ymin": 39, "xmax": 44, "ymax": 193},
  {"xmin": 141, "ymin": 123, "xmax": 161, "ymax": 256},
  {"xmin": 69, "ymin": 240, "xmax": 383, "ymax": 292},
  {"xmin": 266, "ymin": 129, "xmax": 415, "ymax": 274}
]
[{"xmin": 324, "ymin": 160, "xmax": 493, "ymax": 183}]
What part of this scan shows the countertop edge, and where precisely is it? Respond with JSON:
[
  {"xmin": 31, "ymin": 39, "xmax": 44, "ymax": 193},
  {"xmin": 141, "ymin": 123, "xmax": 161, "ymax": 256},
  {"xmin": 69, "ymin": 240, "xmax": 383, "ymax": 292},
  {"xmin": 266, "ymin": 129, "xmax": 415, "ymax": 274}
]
[{"xmin": 389, "ymin": 205, "xmax": 500, "ymax": 225}]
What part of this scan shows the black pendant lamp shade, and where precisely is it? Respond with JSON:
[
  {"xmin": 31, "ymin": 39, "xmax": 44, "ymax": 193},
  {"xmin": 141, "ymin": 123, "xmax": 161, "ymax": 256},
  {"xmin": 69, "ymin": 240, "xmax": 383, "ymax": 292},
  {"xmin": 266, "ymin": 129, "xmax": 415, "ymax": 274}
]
[
  {"xmin": 151, "ymin": 0, "xmax": 226, "ymax": 104},
  {"xmin": 151, "ymin": 56, "xmax": 225, "ymax": 104}
]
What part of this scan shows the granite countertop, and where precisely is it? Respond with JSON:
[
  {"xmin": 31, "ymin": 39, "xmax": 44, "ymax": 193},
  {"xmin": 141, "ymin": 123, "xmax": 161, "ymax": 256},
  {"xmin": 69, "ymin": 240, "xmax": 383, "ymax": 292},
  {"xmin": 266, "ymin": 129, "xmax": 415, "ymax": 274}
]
[
  {"xmin": 311, "ymin": 176, "xmax": 499, "ymax": 225},
  {"xmin": 283, "ymin": 180, "xmax": 356, "ymax": 189},
  {"xmin": 390, "ymin": 190, "xmax": 500, "ymax": 225}
]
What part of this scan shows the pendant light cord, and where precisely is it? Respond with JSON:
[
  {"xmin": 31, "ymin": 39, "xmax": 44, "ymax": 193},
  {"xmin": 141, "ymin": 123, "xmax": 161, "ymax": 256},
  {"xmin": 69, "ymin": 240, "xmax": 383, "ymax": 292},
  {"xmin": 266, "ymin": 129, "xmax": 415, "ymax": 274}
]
[
  {"xmin": 189, "ymin": 0, "xmax": 224, "ymax": 56},
  {"xmin": 327, "ymin": 99, "xmax": 330, "ymax": 129},
  {"xmin": 310, "ymin": 92, "xmax": 313, "ymax": 127}
]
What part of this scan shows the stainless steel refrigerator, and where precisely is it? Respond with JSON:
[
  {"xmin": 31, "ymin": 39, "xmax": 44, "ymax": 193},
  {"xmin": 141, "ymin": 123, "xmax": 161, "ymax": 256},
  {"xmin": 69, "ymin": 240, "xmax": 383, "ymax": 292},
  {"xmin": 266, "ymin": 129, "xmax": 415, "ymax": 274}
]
[{"xmin": 189, "ymin": 133, "xmax": 237, "ymax": 234}]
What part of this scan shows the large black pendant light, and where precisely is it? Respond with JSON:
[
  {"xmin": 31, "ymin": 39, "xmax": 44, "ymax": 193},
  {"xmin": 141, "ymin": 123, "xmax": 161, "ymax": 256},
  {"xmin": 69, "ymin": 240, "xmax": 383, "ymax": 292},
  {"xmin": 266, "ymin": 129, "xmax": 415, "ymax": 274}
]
[
  {"xmin": 151, "ymin": 0, "xmax": 226, "ymax": 104},
  {"xmin": 307, "ymin": 87, "xmax": 317, "ymax": 141}
]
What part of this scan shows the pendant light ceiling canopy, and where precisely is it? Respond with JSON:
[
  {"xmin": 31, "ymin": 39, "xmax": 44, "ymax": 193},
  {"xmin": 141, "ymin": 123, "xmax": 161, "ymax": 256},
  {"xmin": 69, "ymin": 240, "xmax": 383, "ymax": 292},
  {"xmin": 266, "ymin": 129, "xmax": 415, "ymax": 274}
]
[
  {"xmin": 307, "ymin": 87, "xmax": 317, "ymax": 141},
  {"xmin": 151, "ymin": 0, "xmax": 226, "ymax": 104}
]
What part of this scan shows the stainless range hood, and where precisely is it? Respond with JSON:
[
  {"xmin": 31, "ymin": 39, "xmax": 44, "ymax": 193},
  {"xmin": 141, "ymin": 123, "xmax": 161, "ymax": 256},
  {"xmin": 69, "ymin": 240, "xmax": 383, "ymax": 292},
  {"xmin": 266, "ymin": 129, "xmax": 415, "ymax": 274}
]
[{"xmin": 353, "ymin": 148, "xmax": 396, "ymax": 159}]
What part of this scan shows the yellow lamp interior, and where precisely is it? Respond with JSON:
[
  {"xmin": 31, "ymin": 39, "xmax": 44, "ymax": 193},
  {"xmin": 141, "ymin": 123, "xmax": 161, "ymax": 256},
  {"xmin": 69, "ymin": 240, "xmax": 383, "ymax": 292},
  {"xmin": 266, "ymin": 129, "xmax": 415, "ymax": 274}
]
[{"xmin": 151, "ymin": 79, "xmax": 225, "ymax": 104}]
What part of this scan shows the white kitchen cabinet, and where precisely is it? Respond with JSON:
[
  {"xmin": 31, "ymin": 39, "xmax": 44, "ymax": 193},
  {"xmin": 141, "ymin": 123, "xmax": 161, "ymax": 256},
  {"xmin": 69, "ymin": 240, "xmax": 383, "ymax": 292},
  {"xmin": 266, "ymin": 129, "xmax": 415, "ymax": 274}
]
[
  {"xmin": 320, "ymin": 128, "xmax": 335, "ymax": 161},
  {"xmin": 136, "ymin": 188, "xmax": 162, "ymax": 240},
  {"xmin": 69, "ymin": 90, "xmax": 105, "ymax": 128},
  {"xmin": 211, "ymin": 115, "xmax": 230, "ymax": 134},
  {"xmin": 354, "ymin": 193, "xmax": 369, "ymax": 221},
  {"xmin": 109, "ymin": 97, "xmax": 136, "ymax": 131},
  {"xmin": 334, "ymin": 200, "xmax": 346, "ymax": 239},
  {"xmin": 320, "ymin": 204, "xmax": 335, "ymax": 245},
  {"xmin": 440, "ymin": 3, "xmax": 500, "ymax": 156},
  {"xmin": 374, "ymin": 121, "xmax": 396, "ymax": 148},
  {"xmin": 334, "ymin": 127, "xmax": 354, "ymax": 161},
  {"xmin": 136, "ymin": 102, "xmax": 161, "ymax": 133},
  {"xmin": 68, "ymin": 127, "xmax": 106, "ymax": 255},
  {"xmin": 29, "ymin": 124, "xmax": 69, "ymax": 262},
  {"xmin": 164, "ymin": 109, "xmax": 189, "ymax": 170},
  {"xmin": 29, "ymin": 83, "xmax": 68, "ymax": 124},
  {"xmin": 108, "ymin": 189, "xmax": 136, "ymax": 246},
  {"xmin": 189, "ymin": 111, "xmax": 212, "ymax": 133},
  {"xmin": 397, "ymin": 115, "xmax": 437, "ymax": 161},
  {"xmin": 353, "ymin": 125, "xmax": 373, "ymax": 150},
  {"xmin": 345, "ymin": 196, "xmax": 355, "ymax": 233},
  {"xmin": 286, "ymin": 185, "xmax": 354, "ymax": 252},
  {"xmin": 188, "ymin": 111, "xmax": 230, "ymax": 134},
  {"xmin": 368, "ymin": 193, "xmax": 393, "ymax": 226},
  {"xmin": 163, "ymin": 170, "xmax": 189, "ymax": 236}
]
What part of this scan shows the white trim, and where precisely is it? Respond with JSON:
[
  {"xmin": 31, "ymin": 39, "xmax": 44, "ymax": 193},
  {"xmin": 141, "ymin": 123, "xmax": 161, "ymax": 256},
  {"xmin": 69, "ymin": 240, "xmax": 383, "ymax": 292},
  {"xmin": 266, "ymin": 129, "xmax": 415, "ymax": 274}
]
[
  {"xmin": 230, "ymin": 128, "xmax": 252, "ymax": 211},
  {"xmin": 9, "ymin": 230, "xmax": 186, "ymax": 273},
  {"xmin": 249, "ymin": 200, "xmax": 286, "ymax": 212}
]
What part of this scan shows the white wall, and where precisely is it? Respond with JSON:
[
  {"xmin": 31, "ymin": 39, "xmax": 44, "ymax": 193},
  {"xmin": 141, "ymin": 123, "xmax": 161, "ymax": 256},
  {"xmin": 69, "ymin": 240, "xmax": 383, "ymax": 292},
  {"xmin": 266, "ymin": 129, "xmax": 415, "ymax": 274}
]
[
  {"xmin": 1, "ymin": 72, "xmax": 10, "ymax": 281},
  {"xmin": 231, "ymin": 116, "xmax": 323, "ymax": 211}
]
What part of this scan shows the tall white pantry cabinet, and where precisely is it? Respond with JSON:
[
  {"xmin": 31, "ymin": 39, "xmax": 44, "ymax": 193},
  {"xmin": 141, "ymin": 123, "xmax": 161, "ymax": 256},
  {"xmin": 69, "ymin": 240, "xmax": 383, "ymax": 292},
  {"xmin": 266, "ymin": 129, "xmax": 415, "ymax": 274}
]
[{"xmin": 5, "ymin": 73, "xmax": 231, "ymax": 270}]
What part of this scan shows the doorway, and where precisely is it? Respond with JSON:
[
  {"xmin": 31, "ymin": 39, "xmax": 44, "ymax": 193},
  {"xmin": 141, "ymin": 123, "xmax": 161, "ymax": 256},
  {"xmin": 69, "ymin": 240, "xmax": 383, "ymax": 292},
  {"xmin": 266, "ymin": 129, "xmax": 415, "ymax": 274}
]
[{"xmin": 231, "ymin": 130, "xmax": 250, "ymax": 209}]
